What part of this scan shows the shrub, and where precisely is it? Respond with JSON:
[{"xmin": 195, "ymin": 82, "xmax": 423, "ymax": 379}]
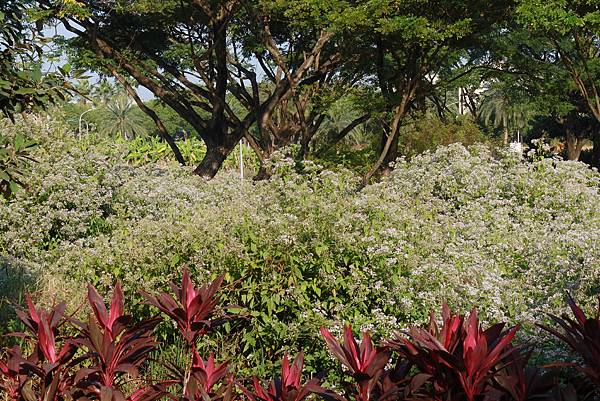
[
  {"xmin": 2, "ymin": 279, "xmax": 598, "ymax": 401},
  {"xmin": 0, "ymin": 116, "xmax": 599, "ymax": 381},
  {"xmin": 399, "ymin": 114, "xmax": 487, "ymax": 159}
]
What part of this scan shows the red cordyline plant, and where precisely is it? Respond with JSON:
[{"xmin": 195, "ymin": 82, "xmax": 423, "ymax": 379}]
[
  {"xmin": 9, "ymin": 296, "xmax": 78, "ymax": 401},
  {"xmin": 71, "ymin": 283, "xmax": 167, "ymax": 401},
  {"xmin": 540, "ymin": 295, "xmax": 600, "ymax": 389},
  {"xmin": 320, "ymin": 325, "xmax": 416, "ymax": 401},
  {"xmin": 0, "ymin": 285, "xmax": 168, "ymax": 401},
  {"xmin": 141, "ymin": 268, "xmax": 229, "ymax": 399},
  {"xmin": 15, "ymin": 295, "xmax": 76, "ymax": 366},
  {"xmin": 191, "ymin": 351, "xmax": 229, "ymax": 395},
  {"xmin": 389, "ymin": 304, "xmax": 520, "ymax": 401},
  {"xmin": 492, "ymin": 349, "xmax": 558, "ymax": 401},
  {"xmin": 142, "ymin": 268, "xmax": 225, "ymax": 345},
  {"xmin": 160, "ymin": 349, "xmax": 232, "ymax": 401},
  {"xmin": 239, "ymin": 352, "xmax": 331, "ymax": 401},
  {"xmin": 0, "ymin": 346, "xmax": 28, "ymax": 399}
]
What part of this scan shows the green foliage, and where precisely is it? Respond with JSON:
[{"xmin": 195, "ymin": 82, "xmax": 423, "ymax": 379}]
[
  {"xmin": 1, "ymin": 116, "xmax": 599, "ymax": 382},
  {"xmin": 516, "ymin": 0, "xmax": 599, "ymax": 35},
  {"xmin": 123, "ymin": 135, "xmax": 259, "ymax": 171},
  {"xmin": 100, "ymin": 94, "xmax": 146, "ymax": 140},
  {"xmin": 0, "ymin": 132, "xmax": 37, "ymax": 199},
  {"xmin": 515, "ymin": 0, "xmax": 600, "ymax": 124},
  {"xmin": 400, "ymin": 114, "xmax": 487, "ymax": 159},
  {"xmin": 0, "ymin": 258, "xmax": 33, "ymax": 347},
  {"xmin": 0, "ymin": 2, "xmax": 74, "ymax": 119},
  {"xmin": 123, "ymin": 135, "xmax": 186, "ymax": 165}
]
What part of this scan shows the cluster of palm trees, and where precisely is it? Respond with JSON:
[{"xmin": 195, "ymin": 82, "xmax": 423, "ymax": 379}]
[{"xmin": 77, "ymin": 79, "xmax": 145, "ymax": 140}]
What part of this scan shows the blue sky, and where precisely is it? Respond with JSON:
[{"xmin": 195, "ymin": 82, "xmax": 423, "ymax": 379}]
[{"xmin": 45, "ymin": 23, "xmax": 154, "ymax": 101}]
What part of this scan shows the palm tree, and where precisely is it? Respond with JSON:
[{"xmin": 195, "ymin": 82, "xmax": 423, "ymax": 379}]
[
  {"xmin": 93, "ymin": 79, "xmax": 118, "ymax": 105},
  {"xmin": 479, "ymin": 88, "xmax": 532, "ymax": 145},
  {"xmin": 101, "ymin": 94, "xmax": 145, "ymax": 140}
]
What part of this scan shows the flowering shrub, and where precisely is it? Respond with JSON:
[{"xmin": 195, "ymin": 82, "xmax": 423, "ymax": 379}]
[{"xmin": 0, "ymin": 116, "xmax": 599, "ymax": 380}]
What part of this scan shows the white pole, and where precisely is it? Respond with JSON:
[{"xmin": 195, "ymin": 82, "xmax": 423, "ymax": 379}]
[{"xmin": 239, "ymin": 139, "xmax": 244, "ymax": 181}]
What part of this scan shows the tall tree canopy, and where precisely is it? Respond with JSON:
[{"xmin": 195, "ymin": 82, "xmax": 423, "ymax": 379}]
[
  {"xmin": 33, "ymin": 0, "xmax": 518, "ymax": 179},
  {"xmin": 35, "ymin": 0, "xmax": 343, "ymax": 177},
  {"xmin": 328, "ymin": 0, "xmax": 515, "ymax": 183},
  {"xmin": 25, "ymin": 0, "xmax": 598, "ymax": 177},
  {"xmin": 515, "ymin": 0, "xmax": 600, "ymax": 162}
]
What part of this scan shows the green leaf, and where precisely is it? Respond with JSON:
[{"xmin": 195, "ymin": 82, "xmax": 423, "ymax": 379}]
[
  {"xmin": 8, "ymin": 181, "xmax": 18, "ymax": 194},
  {"xmin": 14, "ymin": 134, "xmax": 24, "ymax": 151},
  {"xmin": 14, "ymin": 88, "xmax": 37, "ymax": 95},
  {"xmin": 59, "ymin": 63, "xmax": 72, "ymax": 75},
  {"xmin": 30, "ymin": 68, "xmax": 42, "ymax": 83}
]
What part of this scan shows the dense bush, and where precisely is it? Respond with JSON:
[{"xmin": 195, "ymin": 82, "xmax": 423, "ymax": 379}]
[
  {"xmin": 0, "ymin": 116, "xmax": 599, "ymax": 380},
  {"xmin": 2, "ymin": 272, "xmax": 600, "ymax": 401},
  {"xmin": 399, "ymin": 114, "xmax": 488, "ymax": 159}
]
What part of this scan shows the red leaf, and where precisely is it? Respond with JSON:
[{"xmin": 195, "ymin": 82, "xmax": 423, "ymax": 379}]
[
  {"xmin": 25, "ymin": 294, "xmax": 39, "ymax": 325},
  {"xmin": 321, "ymin": 327, "xmax": 351, "ymax": 369},
  {"xmin": 567, "ymin": 294, "xmax": 587, "ymax": 326},
  {"xmin": 37, "ymin": 311, "xmax": 57, "ymax": 364},
  {"xmin": 88, "ymin": 284, "xmax": 110, "ymax": 331},
  {"xmin": 343, "ymin": 325, "xmax": 361, "ymax": 372},
  {"xmin": 108, "ymin": 283, "xmax": 124, "ymax": 333}
]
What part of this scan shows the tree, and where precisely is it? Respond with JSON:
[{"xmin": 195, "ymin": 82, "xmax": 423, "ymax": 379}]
[
  {"xmin": 479, "ymin": 86, "xmax": 532, "ymax": 145},
  {"xmin": 35, "ymin": 0, "xmax": 342, "ymax": 178},
  {"xmin": 101, "ymin": 94, "xmax": 146, "ymax": 140},
  {"xmin": 325, "ymin": 0, "xmax": 515, "ymax": 184},
  {"xmin": 516, "ymin": 0, "xmax": 600, "ymax": 163},
  {"xmin": 92, "ymin": 78, "xmax": 118, "ymax": 105},
  {"xmin": 517, "ymin": 0, "xmax": 599, "ymax": 121}
]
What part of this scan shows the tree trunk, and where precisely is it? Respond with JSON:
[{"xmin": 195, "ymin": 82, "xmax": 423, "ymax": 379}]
[
  {"xmin": 193, "ymin": 143, "xmax": 236, "ymax": 179},
  {"xmin": 591, "ymin": 133, "xmax": 600, "ymax": 168},
  {"xmin": 362, "ymin": 101, "xmax": 408, "ymax": 186},
  {"xmin": 565, "ymin": 128, "xmax": 584, "ymax": 161},
  {"xmin": 380, "ymin": 130, "xmax": 399, "ymax": 176},
  {"xmin": 502, "ymin": 125, "xmax": 509, "ymax": 146},
  {"xmin": 192, "ymin": 21, "xmax": 239, "ymax": 180},
  {"xmin": 253, "ymin": 165, "xmax": 271, "ymax": 181}
]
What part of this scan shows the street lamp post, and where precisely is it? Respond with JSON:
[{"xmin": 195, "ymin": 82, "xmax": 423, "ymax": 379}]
[{"xmin": 78, "ymin": 108, "xmax": 95, "ymax": 140}]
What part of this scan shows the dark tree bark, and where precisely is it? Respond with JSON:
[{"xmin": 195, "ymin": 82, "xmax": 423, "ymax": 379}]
[
  {"xmin": 194, "ymin": 144, "xmax": 236, "ymax": 178},
  {"xmin": 591, "ymin": 134, "xmax": 600, "ymax": 168},
  {"xmin": 565, "ymin": 127, "xmax": 585, "ymax": 161},
  {"xmin": 380, "ymin": 130, "xmax": 399, "ymax": 175}
]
